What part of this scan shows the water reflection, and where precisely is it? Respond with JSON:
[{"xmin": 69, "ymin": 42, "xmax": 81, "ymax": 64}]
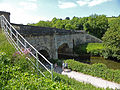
[{"xmin": 90, "ymin": 57, "xmax": 120, "ymax": 70}]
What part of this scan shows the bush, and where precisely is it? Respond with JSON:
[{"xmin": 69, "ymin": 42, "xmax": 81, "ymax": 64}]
[
  {"xmin": 0, "ymin": 52, "xmax": 72, "ymax": 89},
  {"xmin": 65, "ymin": 59, "xmax": 120, "ymax": 84},
  {"xmin": 5, "ymin": 73, "xmax": 72, "ymax": 90}
]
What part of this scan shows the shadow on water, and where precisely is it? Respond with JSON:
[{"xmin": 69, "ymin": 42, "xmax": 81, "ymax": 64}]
[{"xmin": 58, "ymin": 53, "xmax": 120, "ymax": 70}]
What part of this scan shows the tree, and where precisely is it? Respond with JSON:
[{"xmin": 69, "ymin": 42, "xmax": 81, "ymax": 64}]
[
  {"xmin": 53, "ymin": 19, "xmax": 65, "ymax": 29},
  {"xmin": 102, "ymin": 18, "xmax": 120, "ymax": 60},
  {"xmin": 83, "ymin": 14, "xmax": 108, "ymax": 39},
  {"xmin": 65, "ymin": 24, "xmax": 72, "ymax": 30},
  {"xmin": 65, "ymin": 17, "xmax": 70, "ymax": 20}
]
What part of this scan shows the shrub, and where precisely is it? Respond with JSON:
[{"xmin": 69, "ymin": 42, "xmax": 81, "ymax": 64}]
[
  {"xmin": 0, "ymin": 52, "xmax": 72, "ymax": 89},
  {"xmin": 65, "ymin": 59, "xmax": 120, "ymax": 84}
]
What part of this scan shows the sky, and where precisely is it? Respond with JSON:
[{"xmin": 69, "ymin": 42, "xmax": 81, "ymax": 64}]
[{"xmin": 0, "ymin": 0, "xmax": 120, "ymax": 24}]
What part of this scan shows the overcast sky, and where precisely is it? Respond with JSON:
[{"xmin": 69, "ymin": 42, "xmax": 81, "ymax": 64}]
[{"xmin": 0, "ymin": 0, "xmax": 120, "ymax": 24}]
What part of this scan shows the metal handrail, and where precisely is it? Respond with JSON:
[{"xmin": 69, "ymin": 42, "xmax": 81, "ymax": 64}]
[{"xmin": 0, "ymin": 15, "xmax": 53, "ymax": 80}]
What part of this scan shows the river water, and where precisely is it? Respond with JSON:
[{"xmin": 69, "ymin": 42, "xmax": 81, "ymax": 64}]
[
  {"xmin": 90, "ymin": 57, "xmax": 120, "ymax": 70},
  {"xmin": 58, "ymin": 54, "xmax": 120, "ymax": 70}
]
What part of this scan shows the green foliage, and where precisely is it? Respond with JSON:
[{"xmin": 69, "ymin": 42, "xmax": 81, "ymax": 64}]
[
  {"xmin": 74, "ymin": 43, "xmax": 104, "ymax": 56},
  {"xmin": 5, "ymin": 73, "xmax": 72, "ymax": 90},
  {"xmin": 83, "ymin": 14, "xmax": 108, "ymax": 39},
  {"xmin": 0, "ymin": 33, "xmax": 15, "ymax": 57},
  {"xmin": 0, "ymin": 52, "xmax": 72, "ymax": 89},
  {"xmin": 65, "ymin": 59, "xmax": 120, "ymax": 84},
  {"xmin": 102, "ymin": 18, "xmax": 120, "ymax": 60}
]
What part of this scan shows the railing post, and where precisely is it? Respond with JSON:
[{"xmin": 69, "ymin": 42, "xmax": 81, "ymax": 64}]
[
  {"xmin": 51, "ymin": 64, "xmax": 53, "ymax": 80},
  {"xmin": 36, "ymin": 52, "xmax": 39, "ymax": 74},
  {"xmin": 10, "ymin": 26, "xmax": 12, "ymax": 39},
  {"xmin": 24, "ymin": 40, "xmax": 27, "ymax": 49},
  {"xmin": 16, "ymin": 32, "xmax": 19, "ymax": 47}
]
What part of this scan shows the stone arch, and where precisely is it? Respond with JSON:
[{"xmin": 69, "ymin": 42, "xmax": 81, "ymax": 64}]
[
  {"xmin": 36, "ymin": 46, "xmax": 52, "ymax": 59},
  {"xmin": 57, "ymin": 43, "xmax": 71, "ymax": 59},
  {"xmin": 58, "ymin": 43, "xmax": 69, "ymax": 53}
]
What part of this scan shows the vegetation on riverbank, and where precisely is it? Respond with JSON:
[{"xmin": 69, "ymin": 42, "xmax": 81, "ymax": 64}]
[
  {"xmin": 65, "ymin": 59, "xmax": 120, "ymax": 84},
  {"xmin": 102, "ymin": 17, "xmax": 120, "ymax": 60},
  {"xmin": 74, "ymin": 43, "xmax": 104, "ymax": 56}
]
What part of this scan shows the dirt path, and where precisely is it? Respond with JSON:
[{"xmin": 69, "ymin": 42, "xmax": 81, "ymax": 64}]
[
  {"xmin": 62, "ymin": 70, "xmax": 120, "ymax": 89},
  {"xmin": 54, "ymin": 66, "xmax": 120, "ymax": 89}
]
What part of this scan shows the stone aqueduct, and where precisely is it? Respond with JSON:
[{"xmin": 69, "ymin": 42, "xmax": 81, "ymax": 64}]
[{"xmin": 0, "ymin": 11, "xmax": 102, "ymax": 59}]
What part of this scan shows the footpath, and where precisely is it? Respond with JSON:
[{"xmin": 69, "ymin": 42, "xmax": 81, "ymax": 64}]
[{"xmin": 62, "ymin": 70, "xmax": 120, "ymax": 89}]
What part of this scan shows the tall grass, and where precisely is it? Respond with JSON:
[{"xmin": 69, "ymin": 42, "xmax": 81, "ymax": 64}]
[{"xmin": 0, "ymin": 32, "xmax": 15, "ymax": 57}]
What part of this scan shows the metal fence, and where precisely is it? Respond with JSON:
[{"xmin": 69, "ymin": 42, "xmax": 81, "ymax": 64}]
[{"xmin": 0, "ymin": 15, "xmax": 53, "ymax": 80}]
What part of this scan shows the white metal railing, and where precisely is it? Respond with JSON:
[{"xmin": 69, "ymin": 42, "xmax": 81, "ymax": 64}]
[{"xmin": 0, "ymin": 15, "xmax": 53, "ymax": 80}]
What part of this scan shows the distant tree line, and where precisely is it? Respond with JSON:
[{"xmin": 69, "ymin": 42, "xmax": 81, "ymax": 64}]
[{"xmin": 29, "ymin": 14, "xmax": 110, "ymax": 39}]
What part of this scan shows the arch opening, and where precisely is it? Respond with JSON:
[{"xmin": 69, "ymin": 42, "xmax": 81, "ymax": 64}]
[{"xmin": 58, "ymin": 43, "xmax": 70, "ymax": 59}]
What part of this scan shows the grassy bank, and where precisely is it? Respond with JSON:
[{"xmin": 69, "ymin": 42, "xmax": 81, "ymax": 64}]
[
  {"xmin": 74, "ymin": 43, "xmax": 104, "ymax": 56},
  {"xmin": 0, "ymin": 32, "xmax": 15, "ymax": 57}
]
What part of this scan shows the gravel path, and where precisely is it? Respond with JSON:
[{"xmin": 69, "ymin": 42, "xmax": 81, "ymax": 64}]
[{"xmin": 62, "ymin": 70, "xmax": 120, "ymax": 89}]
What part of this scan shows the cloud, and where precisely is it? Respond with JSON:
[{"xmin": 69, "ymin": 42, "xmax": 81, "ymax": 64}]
[
  {"xmin": 76, "ymin": 0, "xmax": 88, "ymax": 6},
  {"xmin": 0, "ymin": 2, "xmax": 41, "ymax": 24},
  {"xmin": 19, "ymin": 1, "xmax": 38, "ymax": 10},
  {"xmin": 77, "ymin": 0, "xmax": 112, "ymax": 7},
  {"xmin": 88, "ymin": 0, "xmax": 112, "ymax": 6},
  {"xmin": 58, "ymin": 1, "xmax": 77, "ymax": 9},
  {"xmin": 27, "ymin": 0, "xmax": 37, "ymax": 2}
]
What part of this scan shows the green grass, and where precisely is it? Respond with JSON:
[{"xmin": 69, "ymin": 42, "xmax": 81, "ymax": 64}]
[
  {"xmin": 0, "ymin": 32, "xmax": 16, "ymax": 57},
  {"xmin": 74, "ymin": 43, "xmax": 104, "ymax": 56},
  {"xmin": 86, "ymin": 43, "xmax": 104, "ymax": 52}
]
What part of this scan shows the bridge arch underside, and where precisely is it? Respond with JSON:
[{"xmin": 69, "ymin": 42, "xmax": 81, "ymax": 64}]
[
  {"xmin": 57, "ymin": 43, "xmax": 72, "ymax": 59},
  {"xmin": 36, "ymin": 46, "xmax": 52, "ymax": 60}
]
